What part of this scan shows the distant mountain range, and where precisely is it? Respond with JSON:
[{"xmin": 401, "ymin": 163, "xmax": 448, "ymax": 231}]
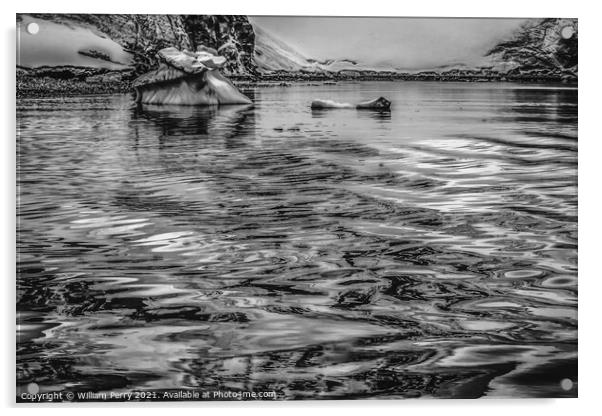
[
  {"xmin": 253, "ymin": 18, "xmax": 577, "ymax": 78},
  {"xmin": 18, "ymin": 14, "xmax": 577, "ymax": 77},
  {"xmin": 16, "ymin": 14, "xmax": 577, "ymax": 98}
]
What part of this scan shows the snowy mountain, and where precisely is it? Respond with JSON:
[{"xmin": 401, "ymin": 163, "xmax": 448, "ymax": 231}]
[
  {"xmin": 17, "ymin": 14, "xmax": 577, "ymax": 89},
  {"xmin": 252, "ymin": 18, "xmax": 577, "ymax": 80},
  {"xmin": 252, "ymin": 25, "xmax": 398, "ymax": 74},
  {"xmin": 18, "ymin": 14, "xmax": 256, "ymax": 76}
]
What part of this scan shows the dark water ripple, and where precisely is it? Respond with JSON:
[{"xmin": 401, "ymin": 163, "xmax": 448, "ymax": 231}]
[{"xmin": 17, "ymin": 82, "xmax": 577, "ymax": 399}]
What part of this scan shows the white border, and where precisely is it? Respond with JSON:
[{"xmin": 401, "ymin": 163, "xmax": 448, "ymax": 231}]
[{"xmin": 4, "ymin": 1, "xmax": 600, "ymax": 415}]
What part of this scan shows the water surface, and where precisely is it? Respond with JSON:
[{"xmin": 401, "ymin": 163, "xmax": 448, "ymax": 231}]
[{"xmin": 17, "ymin": 81, "xmax": 577, "ymax": 399}]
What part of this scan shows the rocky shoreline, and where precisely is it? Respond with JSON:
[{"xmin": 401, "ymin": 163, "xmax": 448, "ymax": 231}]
[
  {"xmin": 17, "ymin": 65, "xmax": 577, "ymax": 99},
  {"xmin": 17, "ymin": 66, "xmax": 132, "ymax": 98}
]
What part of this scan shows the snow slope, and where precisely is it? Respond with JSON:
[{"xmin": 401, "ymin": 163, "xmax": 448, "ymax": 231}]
[
  {"xmin": 17, "ymin": 15, "xmax": 132, "ymax": 70},
  {"xmin": 252, "ymin": 25, "xmax": 398, "ymax": 74}
]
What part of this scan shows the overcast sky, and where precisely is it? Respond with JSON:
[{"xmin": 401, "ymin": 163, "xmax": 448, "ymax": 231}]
[{"xmin": 250, "ymin": 17, "xmax": 527, "ymax": 69}]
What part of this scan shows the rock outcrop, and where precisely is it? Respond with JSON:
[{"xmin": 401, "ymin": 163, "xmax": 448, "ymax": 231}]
[
  {"xmin": 486, "ymin": 18, "xmax": 577, "ymax": 81},
  {"xmin": 132, "ymin": 47, "xmax": 252, "ymax": 105},
  {"xmin": 181, "ymin": 16, "xmax": 255, "ymax": 75}
]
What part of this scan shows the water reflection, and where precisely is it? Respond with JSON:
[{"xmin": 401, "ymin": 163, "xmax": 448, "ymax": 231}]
[
  {"xmin": 131, "ymin": 103, "xmax": 255, "ymax": 143},
  {"xmin": 311, "ymin": 108, "xmax": 391, "ymax": 123},
  {"xmin": 358, "ymin": 109, "xmax": 392, "ymax": 122},
  {"xmin": 17, "ymin": 82, "xmax": 577, "ymax": 400}
]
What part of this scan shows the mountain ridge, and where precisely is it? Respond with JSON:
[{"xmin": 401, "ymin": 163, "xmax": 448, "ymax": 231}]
[
  {"xmin": 253, "ymin": 18, "xmax": 577, "ymax": 78},
  {"xmin": 253, "ymin": 24, "xmax": 400, "ymax": 74},
  {"xmin": 17, "ymin": 15, "xmax": 577, "ymax": 98}
]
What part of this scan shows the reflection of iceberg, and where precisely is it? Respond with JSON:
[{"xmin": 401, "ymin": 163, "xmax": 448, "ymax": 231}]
[
  {"xmin": 358, "ymin": 109, "xmax": 392, "ymax": 122},
  {"xmin": 132, "ymin": 103, "xmax": 254, "ymax": 138},
  {"xmin": 132, "ymin": 47, "xmax": 252, "ymax": 106}
]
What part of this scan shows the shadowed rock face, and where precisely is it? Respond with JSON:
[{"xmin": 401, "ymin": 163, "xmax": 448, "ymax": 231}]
[
  {"xmin": 181, "ymin": 15, "xmax": 255, "ymax": 75},
  {"xmin": 132, "ymin": 47, "xmax": 252, "ymax": 106},
  {"xmin": 487, "ymin": 18, "xmax": 578, "ymax": 78}
]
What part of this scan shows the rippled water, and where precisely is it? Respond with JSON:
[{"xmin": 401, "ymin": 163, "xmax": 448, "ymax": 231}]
[{"xmin": 17, "ymin": 82, "xmax": 577, "ymax": 400}]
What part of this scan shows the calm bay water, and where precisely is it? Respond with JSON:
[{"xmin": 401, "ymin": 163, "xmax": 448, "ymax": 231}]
[{"xmin": 17, "ymin": 81, "xmax": 577, "ymax": 399}]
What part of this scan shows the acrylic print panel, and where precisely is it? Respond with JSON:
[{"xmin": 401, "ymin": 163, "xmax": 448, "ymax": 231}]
[{"xmin": 16, "ymin": 14, "xmax": 578, "ymax": 402}]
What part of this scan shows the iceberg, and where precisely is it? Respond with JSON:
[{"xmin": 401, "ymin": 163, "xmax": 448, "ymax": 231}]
[
  {"xmin": 132, "ymin": 47, "xmax": 252, "ymax": 106},
  {"xmin": 310, "ymin": 97, "xmax": 391, "ymax": 110}
]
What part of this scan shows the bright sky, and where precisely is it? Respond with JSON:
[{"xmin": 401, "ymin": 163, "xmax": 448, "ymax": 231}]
[{"xmin": 250, "ymin": 16, "xmax": 527, "ymax": 69}]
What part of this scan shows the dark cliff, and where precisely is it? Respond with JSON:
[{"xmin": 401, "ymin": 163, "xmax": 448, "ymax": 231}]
[
  {"xmin": 486, "ymin": 18, "xmax": 577, "ymax": 80},
  {"xmin": 181, "ymin": 16, "xmax": 255, "ymax": 75}
]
